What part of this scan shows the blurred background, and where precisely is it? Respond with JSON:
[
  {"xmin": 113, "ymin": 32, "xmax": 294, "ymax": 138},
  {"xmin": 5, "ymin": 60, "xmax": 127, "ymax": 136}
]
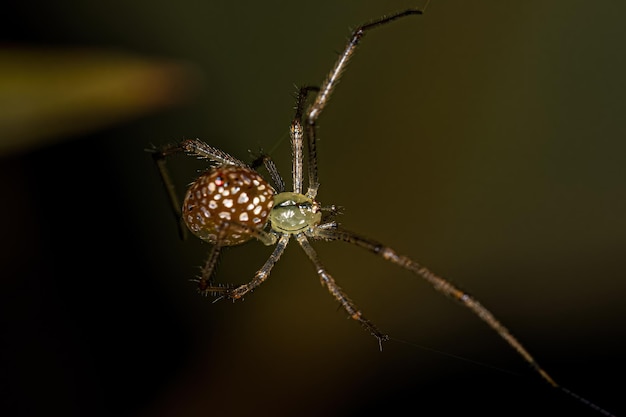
[{"xmin": 2, "ymin": 1, "xmax": 625, "ymax": 416}]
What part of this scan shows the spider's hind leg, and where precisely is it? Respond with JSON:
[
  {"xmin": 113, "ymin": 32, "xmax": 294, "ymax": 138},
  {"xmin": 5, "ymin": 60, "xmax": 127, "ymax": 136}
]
[
  {"xmin": 194, "ymin": 241, "xmax": 236, "ymax": 297},
  {"xmin": 208, "ymin": 234, "xmax": 291, "ymax": 301}
]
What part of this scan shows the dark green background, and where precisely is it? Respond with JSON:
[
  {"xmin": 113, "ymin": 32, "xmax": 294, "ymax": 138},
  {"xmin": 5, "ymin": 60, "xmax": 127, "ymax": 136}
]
[{"xmin": 2, "ymin": 1, "xmax": 624, "ymax": 416}]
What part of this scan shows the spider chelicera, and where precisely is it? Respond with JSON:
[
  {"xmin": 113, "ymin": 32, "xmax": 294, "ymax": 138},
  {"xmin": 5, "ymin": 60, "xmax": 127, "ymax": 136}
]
[{"xmin": 150, "ymin": 6, "xmax": 614, "ymax": 416}]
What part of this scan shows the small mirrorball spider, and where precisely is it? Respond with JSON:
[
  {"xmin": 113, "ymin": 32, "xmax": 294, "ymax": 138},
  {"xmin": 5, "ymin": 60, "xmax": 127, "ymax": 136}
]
[{"xmin": 149, "ymin": 5, "xmax": 615, "ymax": 416}]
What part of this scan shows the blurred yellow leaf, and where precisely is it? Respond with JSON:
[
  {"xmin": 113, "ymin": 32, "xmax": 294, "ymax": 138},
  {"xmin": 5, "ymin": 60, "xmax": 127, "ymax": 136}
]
[{"xmin": 0, "ymin": 47, "xmax": 200, "ymax": 155}]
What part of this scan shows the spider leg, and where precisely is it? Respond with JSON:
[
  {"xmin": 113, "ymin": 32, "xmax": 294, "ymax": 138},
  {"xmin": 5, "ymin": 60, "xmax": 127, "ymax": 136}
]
[
  {"xmin": 303, "ymin": 9, "xmax": 425, "ymax": 199},
  {"xmin": 146, "ymin": 143, "xmax": 189, "ymax": 240},
  {"xmin": 194, "ymin": 241, "xmax": 229, "ymax": 296},
  {"xmin": 291, "ymin": 86, "xmax": 320, "ymax": 195},
  {"xmin": 250, "ymin": 152, "xmax": 286, "ymax": 193},
  {"xmin": 207, "ymin": 234, "xmax": 291, "ymax": 300},
  {"xmin": 181, "ymin": 138, "xmax": 248, "ymax": 166},
  {"xmin": 296, "ymin": 233, "xmax": 388, "ymax": 347},
  {"xmin": 306, "ymin": 8, "xmax": 424, "ymax": 123},
  {"xmin": 313, "ymin": 226, "xmax": 558, "ymax": 386}
]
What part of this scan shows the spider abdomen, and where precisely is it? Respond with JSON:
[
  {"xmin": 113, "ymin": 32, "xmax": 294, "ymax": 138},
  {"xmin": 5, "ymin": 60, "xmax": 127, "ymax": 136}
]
[{"xmin": 182, "ymin": 165, "xmax": 275, "ymax": 245}]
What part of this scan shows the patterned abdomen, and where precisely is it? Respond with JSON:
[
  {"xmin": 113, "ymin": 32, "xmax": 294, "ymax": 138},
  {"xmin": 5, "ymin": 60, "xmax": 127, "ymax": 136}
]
[{"xmin": 183, "ymin": 165, "xmax": 275, "ymax": 245}]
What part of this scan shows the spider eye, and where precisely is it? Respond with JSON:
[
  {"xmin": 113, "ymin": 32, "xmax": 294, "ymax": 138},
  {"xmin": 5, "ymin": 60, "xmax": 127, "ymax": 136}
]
[{"xmin": 182, "ymin": 165, "xmax": 275, "ymax": 245}]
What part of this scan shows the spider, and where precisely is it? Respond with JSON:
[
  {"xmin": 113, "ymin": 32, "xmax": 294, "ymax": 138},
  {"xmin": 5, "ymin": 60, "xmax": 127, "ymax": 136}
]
[{"xmin": 150, "ymin": 5, "xmax": 614, "ymax": 416}]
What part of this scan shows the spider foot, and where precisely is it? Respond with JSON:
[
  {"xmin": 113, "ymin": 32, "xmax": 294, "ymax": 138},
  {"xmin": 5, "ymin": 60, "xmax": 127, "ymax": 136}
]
[
  {"xmin": 374, "ymin": 332, "xmax": 390, "ymax": 352},
  {"xmin": 196, "ymin": 281, "xmax": 252, "ymax": 301},
  {"xmin": 194, "ymin": 278, "xmax": 236, "ymax": 297},
  {"xmin": 352, "ymin": 311, "xmax": 388, "ymax": 350}
]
